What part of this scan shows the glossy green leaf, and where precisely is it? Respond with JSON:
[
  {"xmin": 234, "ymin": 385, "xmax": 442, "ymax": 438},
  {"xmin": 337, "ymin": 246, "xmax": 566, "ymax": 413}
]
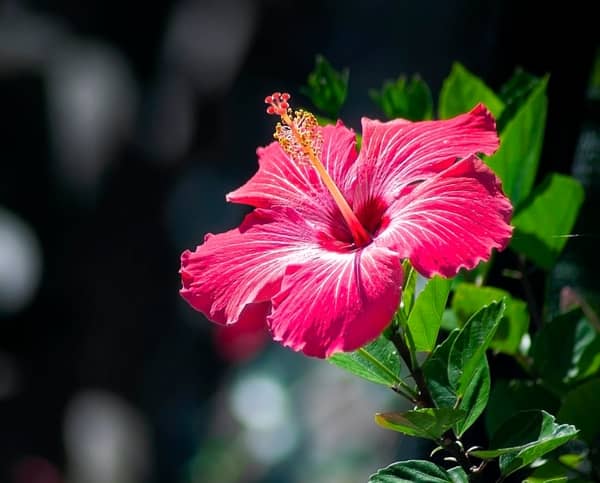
[
  {"xmin": 454, "ymin": 357, "xmax": 490, "ymax": 436},
  {"xmin": 448, "ymin": 301, "xmax": 505, "ymax": 396},
  {"xmin": 497, "ymin": 69, "xmax": 543, "ymax": 130},
  {"xmin": 407, "ymin": 276, "xmax": 452, "ymax": 352},
  {"xmin": 451, "ymin": 283, "xmax": 529, "ymax": 355},
  {"xmin": 328, "ymin": 335, "xmax": 402, "ymax": 387},
  {"xmin": 439, "ymin": 63, "xmax": 504, "ymax": 119},
  {"xmin": 471, "ymin": 410, "xmax": 579, "ymax": 476},
  {"xmin": 558, "ymin": 379, "xmax": 600, "ymax": 444},
  {"xmin": 511, "ymin": 173, "xmax": 585, "ymax": 269},
  {"xmin": 422, "ymin": 330, "xmax": 459, "ymax": 409},
  {"xmin": 447, "ymin": 467, "xmax": 468, "ymax": 483},
  {"xmin": 422, "ymin": 330, "xmax": 490, "ymax": 436},
  {"xmin": 375, "ymin": 408, "xmax": 466, "ymax": 441},
  {"xmin": 369, "ymin": 460, "xmax": 453, "ymax": 483},
  {"xmin": 486, "ymin": 76, "xmax": 548, "ymax": 206},
  {"xmin": 301, "ymin": 55, "xmax": 349, "ymax": 118},
  {"xmin": 530, "ymin": 309, "xmax": 595, "ymax": 392},
  {"xmin": 485, "ymin": 380, "xmax": 560, "ymax": 437},
  {"xmin": 370, "ymin": 75, "xmax": 434, "ymax": 121}
]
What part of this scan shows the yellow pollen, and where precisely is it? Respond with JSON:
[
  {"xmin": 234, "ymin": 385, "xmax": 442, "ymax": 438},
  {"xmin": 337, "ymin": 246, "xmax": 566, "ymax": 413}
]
[{"xmin": 265, "ymin": 92, "xmax": 371, "ymax": 247}]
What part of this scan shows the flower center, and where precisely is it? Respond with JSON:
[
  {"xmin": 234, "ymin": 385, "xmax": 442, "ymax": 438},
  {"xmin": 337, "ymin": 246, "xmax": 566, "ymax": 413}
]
[{"xmin": 265, "ymin": 92, "xmax": 372, "ymax": 247}]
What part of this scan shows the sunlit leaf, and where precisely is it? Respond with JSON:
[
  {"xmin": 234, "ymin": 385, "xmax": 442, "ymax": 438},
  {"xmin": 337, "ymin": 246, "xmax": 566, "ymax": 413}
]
[
  {"xmin": 422, "ymin": 329, "xmax": 491, "ymax": 436},
  {"xmin": 448, "ymin": 301, "xmax": 505, "ymax": 397},
  {"xmin": 511, "ymin": 173, "xmax": 585, "ymax": 269},
  {"xmin": 486, "ymin": 76, "xmax": 548, "ymax": 206},
  {"xmin": 454, "ymin": 357, "xmax": 490, "ymax": 437},
  {"xmin": 451, "ymin": 283, "xmax": 529, "ymax": 355},
  {"xmin": 471, "ymin": 410, "xmax": 579, "ymax": 477},
  {"xmin": 439, "ymin": 63, "xmax": 504, "ymax": 119},
  {"xmin": 407, "ymin": 276, "xmax": 451, "ymax": 352},
  {"xmin": 369, "ymin": 460, "xmax": 454, "ymax": 482},
  {"xmin": 328, "ymin": 335, "xmax": 402, "ymax": 387},
  {"xmin": 370, "ymin": 75, "xmax": 434, "ymax": 121},
  {"xmin": 375, "ymin": 408, "xmax": 466, "ymax": 441},
  {"xmin": 422, "ymin": 330, "xmax": 459, "ymax": 409}
]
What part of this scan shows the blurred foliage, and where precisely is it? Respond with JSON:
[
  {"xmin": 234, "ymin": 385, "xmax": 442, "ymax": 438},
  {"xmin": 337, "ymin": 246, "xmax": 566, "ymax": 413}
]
[
  {"xmin": 369, "ymin": 76, "xmax": 433, "ymax": 121},
  {"xmin": 300, "ymin": 55, "xmax": 349, "ymax": 119}
]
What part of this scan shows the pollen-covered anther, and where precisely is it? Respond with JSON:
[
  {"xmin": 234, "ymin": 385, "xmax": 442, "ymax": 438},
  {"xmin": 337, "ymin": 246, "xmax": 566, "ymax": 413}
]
[{"xmin": 274, "ymin": 110, "xmax": 323, "ymax": 164}]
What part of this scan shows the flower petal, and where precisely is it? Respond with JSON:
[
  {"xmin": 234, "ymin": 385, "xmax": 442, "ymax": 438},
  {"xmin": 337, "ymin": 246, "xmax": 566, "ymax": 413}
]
[
  {"xmin": 267, "ymin": 245, "xmax": 403, "ymax": 358},
  {"xmin": 352, "ymin": 104, "xmax": 499, "ymax": 204},
  {"xmin": 227, "ymin": 122, "xmax": 357, "ymax": 217},
  {"xmin": 377, "ymin": 155, "xmax": 512, "ymax": 277},
  {"xmin": 180, "ymin": 208, "xmax": 316, "ymax": 326}
]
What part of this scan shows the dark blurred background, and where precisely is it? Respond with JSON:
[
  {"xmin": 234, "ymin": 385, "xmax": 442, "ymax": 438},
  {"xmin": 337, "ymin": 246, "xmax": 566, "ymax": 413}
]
[{"xmin": 0, "ymin": 1, "xmax": 597, "ymax": 482}]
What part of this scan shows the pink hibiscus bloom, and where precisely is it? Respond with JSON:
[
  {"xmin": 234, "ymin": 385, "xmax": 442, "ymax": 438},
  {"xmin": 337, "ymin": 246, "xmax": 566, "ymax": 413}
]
[{"xmin": 180, "ymin": 93, "xmax": 512, "ymax": 358}]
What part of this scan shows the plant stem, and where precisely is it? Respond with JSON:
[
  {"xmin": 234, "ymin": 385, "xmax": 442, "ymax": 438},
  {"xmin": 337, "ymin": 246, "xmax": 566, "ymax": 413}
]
[
  {"xmin": 389, "ymin": 330, "xmax": 434, "ymax": 408},
  {"xmin": 390, "ymin": 326, "xmax": 474, "ymax": 475}
]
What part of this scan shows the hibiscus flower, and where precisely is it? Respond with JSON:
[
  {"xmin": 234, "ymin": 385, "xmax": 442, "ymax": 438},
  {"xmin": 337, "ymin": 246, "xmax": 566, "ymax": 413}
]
[{"xmin": 180, "ymin": 93, "xmax": 512, "ymax": 358}]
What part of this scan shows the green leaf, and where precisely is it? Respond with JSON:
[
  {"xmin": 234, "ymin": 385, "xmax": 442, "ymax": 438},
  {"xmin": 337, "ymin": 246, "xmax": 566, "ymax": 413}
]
[
  {"xmin": 315, "ymin": 114, "xmax": 336, "ymax": 126},
  {"xmin": 530, "ymin": 309, "xmax": 595, "ymax": 392},
  {"xmin": 448, "ymin": 301, "xmax": 505, "ymax": 397},
  {"xmin": 439, "ymin": 63, "xmax": 504, "ymax": 119},
  {"xmin": 454, "ymin": 357, "xmax": 490, "ymax": 437},
  {"xmin": 525, "ymin": 472, "xmax": 568, "ymax": 482},
  {"xmin": 525, "ymin": 453, "xmax": 589, "ymax": 482},
  {"xmin": 485, "ymin": 380, "xmax": 560, "ymax": 437},
  {"xmin": 407, "ymin": 276, "xmax": 452, "ymax": 352},
  {"xmin": 369, "ymin": 460, "xmax": 453, "ymax": 483},
  {"xmin": 510, "ymin": 173, "xmax": 585, "ymax": 269},
  {"xmin": 370, "ymin": 75, "xmax": 434, "ymax": 121},
  {"xmin": 300, "ymin": 55, "xmax": 349, "ymax": 119},
  {"xmin": 422, "ymin": 330, "xmax": 459, "ymax": 409},
  {"xmin": 440, "ymin": 308, "xmax": 459, "ymax": 331},
  {"xmin": 422, "ymin": 330, "xmax": 490, "ymax": 436},
  {"xmin": 375, "ymin": 408, "xmax": 466, "ymax": 441},
  {"xmin": 471, "ymin": 410, "xmax": 579, "ymax": 477},
  {"xmin": 451, "ymin": 283, "xmax": 529, "ymax": 355},
  {"xmin": 486, "ymin": 76, "xmax": 548, "ymax": 206},
  {"xmin": 401, "ymin": 261, "xmax": 417, "ymax": 318},
  {"xmin": 575, "ymin": 336, "xmax": 600, "ymax": 380},
  {"xmin": 558, "ymin": 378, "xmax": 600, "ymax": 444},
  {"xmin": 524, "ymin": 465, "xmax": 568, "ymax": 483},
  {"xmin": 447, "ymin": 467, "xmax": 468, "ymax": 483},
  {"xmin": 497, "ymin": 69, "xmax": 543, "ymax": 130},
  {"xmin": 328, "ymin": 335, "xmax": 402, "ymax": 387}
]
